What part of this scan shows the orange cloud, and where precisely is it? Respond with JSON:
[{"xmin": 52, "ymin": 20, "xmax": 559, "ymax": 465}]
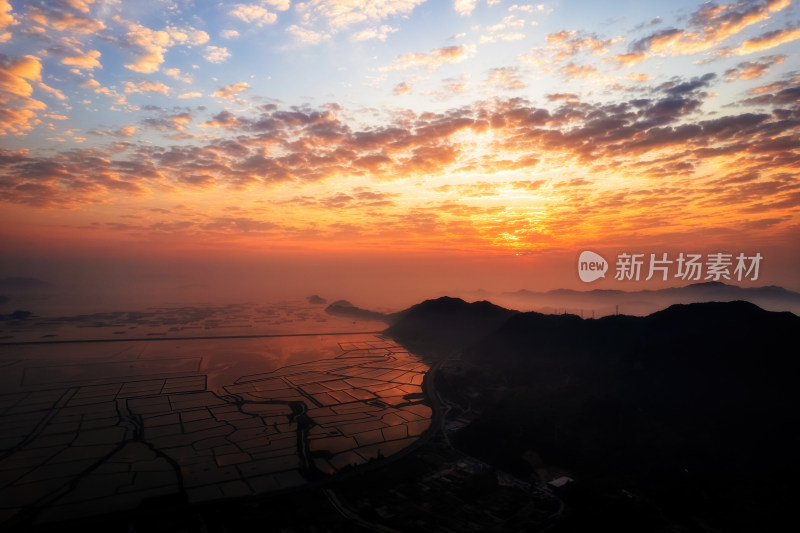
[
  {"xmin": 212, "ymin": 82, "xmax": 249, "ymax": 100},
  {"xmin": 122, "ymin": 22, "xmax": 172, "ymax": 73},
  {"xmin": 606, "ymin": 52, "xmax": 646, "ymax": 66},
  {"xmin": 122, "ymin": 22, "xmax": 210, "ymax": 73},
  {"xmin": 166, "ymin": 26, "xmax": 210, "ymax": 46},
  {"xmin": 2, "ymin": 70, "xmax": 798, "ymax": 256},
  {"xmin": 0, "ymin": 147, "xmax": 151, "ymax": 206},
  {"xmin": 626, "ymin": 72, "xmax": 651, "ymax": 82},
  {"xmin": 748, "ymin": 81, "xmax": 788, "ymax": 95},
  {"xmin": 118, "ymin": 125, "xmax": 136, "ymax": 137},
  {"xmin": 61, "ymin": 0, "xmax": 96, "ymax": 13},
  {"xmin": 0, "ymin": 55, "xmax": 41, "ymax": 96},
  {"xmin": 546, "ymin": 30, "xmax": 619, "ymax": 62},
  {"xmin": 0, "ymin": 0, "xmax": 17, "ymax": 29},
  {"xmin": 622, "ymin": 0, "xmax": 791, "ymax": 63},
  {"xmin": 725, "ymin": 55, "xmax": 785, "ymax": 81},
  {"xmin": 734, "ymin": 24, "xmax": 800, "ymax": 55},
  {"xmin": 546, "ymin": 93, "xmax": 579, "ymax": 103},
  {"xmin": 28, "ymin": 7, "xmax": 105, "ymax": 34},
  {"xmin": 80, "ymin": 78, "xmax": 127, "ymax": 105},
  {"xmin": 559, "ymin": 63, "xmax": 598, "ymax": 79},
  {"xmin": 0, "ymin": 55, "xmax": 46, "ymax": 135},
  {"xmin": 61, "ymin": 49, "xmax": 101, "ymax": 70},
  {"xmin": 142, "ymin": 112, "xmax": 193, "ymax": 132},
  {"xmin": 89, "ymin": 124, "xmax": 138, "ymax": 137},
  {"xmin": 201, "ymin": 110, "xmax": 245, "ymax": 129},
  {"xmin": 38, "ymin": 81, "xmax": 66, "ymax": 100}
]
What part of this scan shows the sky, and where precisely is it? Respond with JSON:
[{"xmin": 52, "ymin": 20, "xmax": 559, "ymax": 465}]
[{"xmin": 0, "ymin": 0, "xmax": 799, "ymax": 312}]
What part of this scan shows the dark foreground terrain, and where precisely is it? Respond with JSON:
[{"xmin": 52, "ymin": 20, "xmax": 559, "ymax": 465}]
[
  {"xmin": 388, "ymin": 297, "xmax": 800, "ymax": 532},
  {"xmin": 3, "ymin": 297, "xmax": 798, "ymax": 531}
]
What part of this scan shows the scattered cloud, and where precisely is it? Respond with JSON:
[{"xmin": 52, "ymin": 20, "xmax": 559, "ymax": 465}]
[
  {"xmin": 89, "ymin": 124, "xmax": 137, "ymax": 137},
  {"xmin": 0, "ymin": 55, "xmax": 46, "ymax": 135},
  {"xmin": 38, "ymin": 82, "xmax": 66, "ymax": 101},
  {"xmin": 393, "ymin": 81, "xmax": 412, "ymax": 95},
  {"xmin": 80, "ymin": 77, "xmax": 127, "ymax": 105},
  {"xmin": 296, "ymin": 0, "xmax": 426, "ymax": 31},
  {"xmin": 61, "ymin": 0, "xmax": 97, "ymax": 14},
  {"xmin": 733, "ymin": 24, "xmax": 800, "ymax": 55},
  {"xmin": 629, "ymin": 0, "xmax": 791, "ymax": 58},
  {"xmin": 546, "ymin": 92, "xmax": 579, "ymax": 103},
  {"xmin": 382, "ymin": 44, "xmax": 477, "ymax": 71},
  {"xmin": 353, "ymin": 25, "xmax": 397, "ymax": 41},
  {"xmin": 443, "ymin": 82, "xmax": 468, "ymax": 94},
  {"xmin": 559, "ymin": 62, "xmax": 599, "ymax": 79},
  {"xmin": 27, "ymin": 6, "xmax": 105, "ymax": 34},
  {"xmin": 484, "ymin": 67, "xmax": 526, "ymax": 90},
  {"xmin": 0, "ymin": 0, "xmax": 17, "ymax": 29},
  {"xmin": 124, "ymin": 81, "xmax": 171, "ymax": 95},
  {"xmin": 61, "ymin": 49, "xmax": 102, "ymax": 70},
  {"xmin": 480, "ymin": 15, "xmax": 527, "ymax": 43},
  {"xmin": 626, "ymin": 72, "xmax": 652, "ymax": 82},
  {"xmin": 165, "ymin": 68, "xmax": 193, "ymax": 83},
  {"xmin": 121, "ymin": 22, "xmax": 209, "ymax": 73},
  {"xmin": 287, "ymin": 25, "xmax": 327, "ymax": 44},
  {"xmin": 212, "ymin": 82, "xmax": 250, "ymax": 100},
  {"xmin": 454, "ymin": 0, "xmax": 478, "ymax": 16},
  {"xmin": 523, "ymin": 29, "xmax": 618, "ymax": 69},
  {"xmin": 605, "ymin": 51, "xmax": 646, "ymax": 66},
  {"xmin": 204, "ymin": 45, "xmax": 231, "ymax": 63},
  {"xmin": 0, "ymin": 0, "xmax": 797, "ymax": 254},
  {"xmin": 141, "ymin": 111, "xmax": 193, "ymax": 133},
  {"xmin": 724, "ymin": 55, "xmax": 785, "ymax": 81},
  {"xmin": 546, "ymin": 30, "xmax": 619, "ymax": 61},
  {"xmin": 167, "ymin": 26, "xmax": 210, "ymax": 46},
  {"xmin": 122, "ymin": 23, "xmax": 172, "ymax": 73},
  {"xmin": 266, "ymin": 0, "xmax": 290, "ymax": 10},
  {"xmin": 230, "ymin": 3, "xmax": 278, "ymax": 26}
]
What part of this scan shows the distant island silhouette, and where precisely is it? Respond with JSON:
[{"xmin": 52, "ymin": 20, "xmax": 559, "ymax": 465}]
[{"xmin": 324, "ymin": 299, "xmax": 391, "ymax": 322}]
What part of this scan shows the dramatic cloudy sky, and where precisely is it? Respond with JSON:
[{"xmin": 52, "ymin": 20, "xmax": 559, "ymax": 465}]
[{"xmin": 1, "ymin": 0, "xmax": 798, "ymax": 310}]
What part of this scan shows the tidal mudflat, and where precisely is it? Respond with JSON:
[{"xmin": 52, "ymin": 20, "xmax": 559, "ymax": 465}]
[{"xmin": 0, "ymin": 304, "xmax": 430, "ymax": 527}]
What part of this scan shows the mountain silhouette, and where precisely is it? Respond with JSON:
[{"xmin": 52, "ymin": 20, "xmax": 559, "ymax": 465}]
[
  {"xmin": 481, "ymin": 281, "xmax": 800, "ymax": 316},
  {"xmin": 385, "ymin": 296, "xmax": 800, "ymax": 532},
  {"xmin": 385, "ymin": 296, "xmax": 518, "ymax": 357}
]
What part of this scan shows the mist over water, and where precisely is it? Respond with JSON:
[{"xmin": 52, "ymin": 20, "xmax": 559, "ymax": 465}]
[{"xmin": 2, "ymin": 245, "xmax": 799, "ymax": 318}]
